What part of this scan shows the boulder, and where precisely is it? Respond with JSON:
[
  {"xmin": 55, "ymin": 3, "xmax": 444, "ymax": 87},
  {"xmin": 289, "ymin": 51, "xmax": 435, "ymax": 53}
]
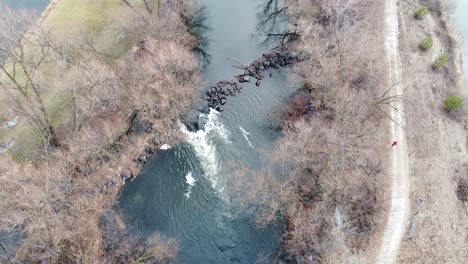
[{"xmin": 145, "ymin": 147, "xmax": 155, "ymax": 155}]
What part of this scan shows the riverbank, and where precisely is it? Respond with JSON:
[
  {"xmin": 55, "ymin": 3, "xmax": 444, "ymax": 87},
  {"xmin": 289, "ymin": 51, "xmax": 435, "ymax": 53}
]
[
  {"xmin": 37, "ymin": 0, "xmax": 59, "ymax": 25},
  {"xmin": 244, "ymin": 0, "xmax": 391, "ymax": 262},
  {"xmin": 440, "ymin": 0, "xmax": 465, "ymax": 90},
  {"xmin": 0, "ymin": 1, "xmax": 203, "ymax": 262},
  {"xmin": 396, "ymin": 0, "xmax": 468, "ymax": 262}
]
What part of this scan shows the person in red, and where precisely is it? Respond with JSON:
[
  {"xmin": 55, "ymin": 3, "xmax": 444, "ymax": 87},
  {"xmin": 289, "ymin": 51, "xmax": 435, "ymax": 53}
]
[{"xmin": 392, "ymin": 140, "xmax": 398, "ymax": 147}]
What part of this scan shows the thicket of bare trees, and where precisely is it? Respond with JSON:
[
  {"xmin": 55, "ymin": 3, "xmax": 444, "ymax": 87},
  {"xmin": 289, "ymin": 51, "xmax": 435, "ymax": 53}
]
[
  {"xmin": 0, "ymin": 1, "xmax": 202, "ymax": 262},
  {"xmin": 230, "ymin": 0, "xmax": 391, "ymax": 263}
]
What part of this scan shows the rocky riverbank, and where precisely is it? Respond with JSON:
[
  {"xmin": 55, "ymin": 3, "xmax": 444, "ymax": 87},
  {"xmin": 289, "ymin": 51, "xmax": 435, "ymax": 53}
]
[{"xmin": 117, "ymin": 46, "xmax": 309, "ymax": 187}]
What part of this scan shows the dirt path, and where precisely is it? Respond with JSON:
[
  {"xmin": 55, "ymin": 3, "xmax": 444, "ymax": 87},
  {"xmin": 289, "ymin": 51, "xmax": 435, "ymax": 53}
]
[
  {"xmin": 376, "ymin": 0, "xmax": 410, "ymax": 263},
  {"xmin": 395, "ymin": 0, "xmax": 468, "ymax": 262}
]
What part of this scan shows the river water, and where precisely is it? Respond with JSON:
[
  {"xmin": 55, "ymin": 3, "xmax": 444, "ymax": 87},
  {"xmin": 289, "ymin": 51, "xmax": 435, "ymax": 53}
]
[
  {"xmin": 118, "ymin": 0, "xmax": 295, "ymax": 263},
  {"xmin": 0, "ymin": 0, "xmax": 49, "ymax": 12},
  {"xmin": 452, "ymin": 0, "xmax": 468, "ymax": 82},
  {"xmin": 1, "ymin": 0, "xmax": 294, "ymax": 262}
]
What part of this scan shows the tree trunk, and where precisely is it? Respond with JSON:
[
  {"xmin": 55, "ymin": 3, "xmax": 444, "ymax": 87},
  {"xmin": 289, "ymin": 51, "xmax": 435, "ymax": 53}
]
[
  {"xmin": 121, "ymin": 0, "xmax": 133, "ymax": 8},
  {"xmin": 143, "ymin": 0, "xmax": 153, "ymax": 14}
]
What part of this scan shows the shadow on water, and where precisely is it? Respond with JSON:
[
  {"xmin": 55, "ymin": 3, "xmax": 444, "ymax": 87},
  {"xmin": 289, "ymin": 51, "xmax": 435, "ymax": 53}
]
[
  {"xmin": 119, "ymin": 0, "xmax": 302, "ymax": 263},
  {"xmin": 183, "ymin": 5, "xmax": 212, "ymax": 68},
  {"xmin": 256, "ymin": 0, "xmax": 299, "ymax": 47}
]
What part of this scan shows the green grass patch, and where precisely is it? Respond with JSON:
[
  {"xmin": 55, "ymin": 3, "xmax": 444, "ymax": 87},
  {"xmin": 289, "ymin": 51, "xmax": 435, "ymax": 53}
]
[
  {"xmin": 415, "ymin": 6, "xmax": 429, "ymax": 20},
  {"xmin": 42, "ymin": 0, "xmax": 144, "ymax": 59},
  {"xmin": 444, "ymin": 96, "xmax": 463, "ymax": 112},
  {"xmin": 432, "ymin": 53, "xmax": 449, "ymax": 69},
  {"xmin": 43, "ymin": 0, "xmax": 119, "ymax": 36},
  {"xmin": 419, "ymin": 36, "xmax": 433, "ymax": 51},
  {"xmin": 0, "ymin": 0, "xmax": 147, "ymax": 158}
]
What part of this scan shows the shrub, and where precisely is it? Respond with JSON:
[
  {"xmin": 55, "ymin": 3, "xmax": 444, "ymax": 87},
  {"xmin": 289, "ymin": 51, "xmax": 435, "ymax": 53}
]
[
  {"xmin": 414, "ymin": 6, "xmax": 429, "ymax": 19},
  {"xmin": 281, "ymin": 90, "xmax": 311, "ymax": 128},
  {"xmin": 419, "ymin": 36, "xmax": 433, "ymax": 51},
  {"xmin": 432, "ymin": 53, "xmax": 449, "ymax": 69},
  {"xmin": 457, "ymin": 178, "xmax": 468, "ymax": 203},
  {"xmin": 444, "ymin": 96, "xmax": 463, "ymax": 112}
]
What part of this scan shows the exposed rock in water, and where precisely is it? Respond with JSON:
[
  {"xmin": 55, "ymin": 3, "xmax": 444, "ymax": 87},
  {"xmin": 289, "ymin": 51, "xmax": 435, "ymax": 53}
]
[
  {"xmin": 239, "ymin": 75, "xmax": 250, "ymax": 82},
  {"xmin": 202, "ymin": 47, "xmax": 310, "ymax": 111}
]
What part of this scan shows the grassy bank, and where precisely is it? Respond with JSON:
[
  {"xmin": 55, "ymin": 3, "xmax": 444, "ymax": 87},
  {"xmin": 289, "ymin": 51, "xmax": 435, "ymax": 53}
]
[{"xmin": 0, "ymin": 0, "xmax": 149, "ymax": 159}]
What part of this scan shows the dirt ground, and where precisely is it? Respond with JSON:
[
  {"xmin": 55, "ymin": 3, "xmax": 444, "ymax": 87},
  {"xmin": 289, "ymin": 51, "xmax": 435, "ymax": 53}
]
[{"xmin": 396, "ymin": 0, "xmax": 468, "ymax": 263}]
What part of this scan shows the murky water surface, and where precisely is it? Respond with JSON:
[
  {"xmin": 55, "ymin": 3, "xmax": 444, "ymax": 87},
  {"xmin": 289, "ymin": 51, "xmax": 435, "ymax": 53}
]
[{"xmin": 119, "ymin": 0, "xmax": 293, "ymax": 263}]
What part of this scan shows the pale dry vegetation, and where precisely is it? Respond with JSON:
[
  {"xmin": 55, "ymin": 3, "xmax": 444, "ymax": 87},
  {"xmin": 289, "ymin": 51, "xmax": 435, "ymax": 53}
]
[
  {"xmin": 0, "ymin": 0, "xmax": 202, "ymax": 262},
  {"xmin": 229, "ymin": 0, "xmax": 390, "ymax": 263}
]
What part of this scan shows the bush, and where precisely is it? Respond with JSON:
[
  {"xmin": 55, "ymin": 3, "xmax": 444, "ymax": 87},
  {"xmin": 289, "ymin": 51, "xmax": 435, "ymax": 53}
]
[
  {"xmin": 444, "ymin": 96, "xmax": 463, "ymax": 112},
  {"xmin": 432, "ymin": 53, "xmax": 449, "ymax": 69},
  {"xmin": 457, "ymin": 178, "xmax": 468, "ymax": 203},
  {"xmin": 414, "ymin": 6, "xmax": 429, "ymax": 19},
  {"xmin": 419, "ymin": 36, "xmax": 433, "ymax": 51}
]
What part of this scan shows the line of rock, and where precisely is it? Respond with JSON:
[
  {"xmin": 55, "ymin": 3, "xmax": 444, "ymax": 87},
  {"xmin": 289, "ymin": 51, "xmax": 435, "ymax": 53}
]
[{"xmin": 205, "ymin": 47, "xmax": 309, "ymax": 111}]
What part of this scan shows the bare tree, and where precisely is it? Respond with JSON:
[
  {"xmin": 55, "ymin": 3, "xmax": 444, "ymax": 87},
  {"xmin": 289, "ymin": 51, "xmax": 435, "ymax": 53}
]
[
  {"xmin": 121, "ymin": 0, "xmax": 133, "ymax": 8},
  {"xmin": 55, "ymin": 56, "xmax": 117, "ymax": 131},
  {"xmin": 0, "ymin": 7, "xmax": 62, "ymax": 150}
]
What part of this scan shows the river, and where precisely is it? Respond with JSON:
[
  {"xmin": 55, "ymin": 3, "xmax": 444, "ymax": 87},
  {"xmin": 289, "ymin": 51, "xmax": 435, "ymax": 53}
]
[
  {"xmin": 0, "ymin": 0, "xmax": 49, "ymax": 12},
  {"xmin": 452, "ymin": 0, "xmax": 468, "ymax": 83},
  {"xmin": 118, "ymin": 0, "xmax": 294, "ymax": 263},
  {"xmin": 1, "ymin": 0, "xmax": 294, "ymax": 262}
]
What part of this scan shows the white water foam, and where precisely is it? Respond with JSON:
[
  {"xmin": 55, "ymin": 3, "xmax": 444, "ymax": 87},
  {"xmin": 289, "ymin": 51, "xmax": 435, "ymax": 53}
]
[
  {"xmin": 239, "ymin": 126, "xmax": 255, "ymax": 148},
  {"xmin": 160, "ymin": 144, "xmax": 171, "ymax": 150},
  {"xmin": 184, "ymin": 171, "xmax": 197, "ymax": 199},
  {"xmin": 180, "ymin": 109, "xmax": 230, "ymax": 190}
]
